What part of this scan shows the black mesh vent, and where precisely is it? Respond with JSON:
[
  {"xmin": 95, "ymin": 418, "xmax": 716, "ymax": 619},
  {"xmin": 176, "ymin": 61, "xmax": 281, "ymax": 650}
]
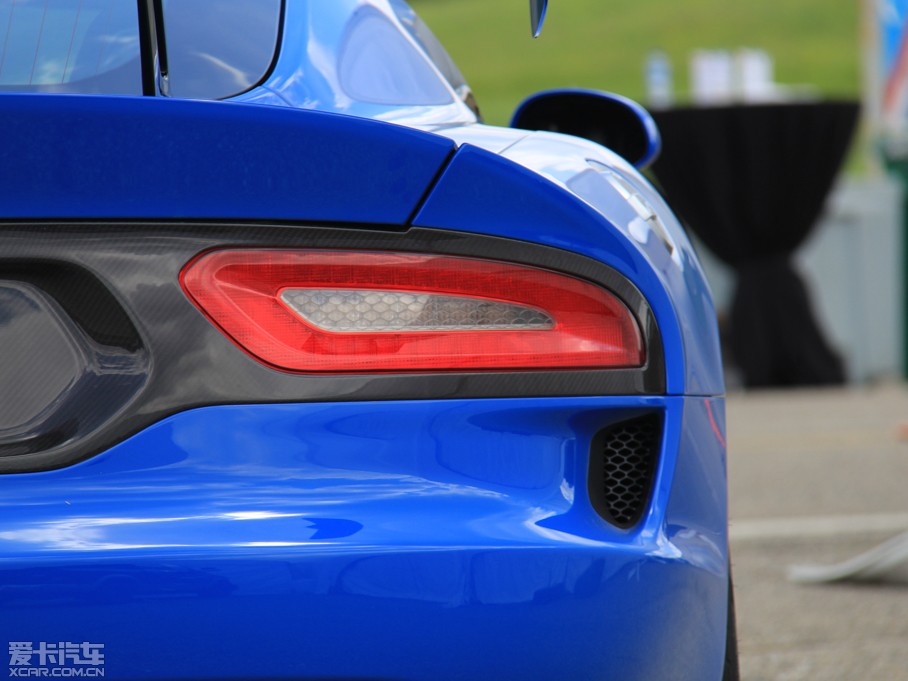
[{"xmin": 588, "ymin": 414, "xmax": 662, "ymax": 528}]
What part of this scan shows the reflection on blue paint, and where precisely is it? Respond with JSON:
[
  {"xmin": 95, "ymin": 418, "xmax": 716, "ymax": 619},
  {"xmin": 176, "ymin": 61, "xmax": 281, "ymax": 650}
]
[{"xmin": 0, "ymin": 397, "xmax": 727, "ymax": 680}]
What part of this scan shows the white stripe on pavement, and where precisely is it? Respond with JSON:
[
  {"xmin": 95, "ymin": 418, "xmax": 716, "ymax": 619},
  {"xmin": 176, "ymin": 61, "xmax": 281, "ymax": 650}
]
[{"xmin": 730, "ymin": 512, "xmax": 908, "ymax": 542}]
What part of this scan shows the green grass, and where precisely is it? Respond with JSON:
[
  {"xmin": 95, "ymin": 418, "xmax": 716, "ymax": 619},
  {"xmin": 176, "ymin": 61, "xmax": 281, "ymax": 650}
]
[{"xmin": 409, "ymin": 0, "xmax": 861, "ymax": 126}]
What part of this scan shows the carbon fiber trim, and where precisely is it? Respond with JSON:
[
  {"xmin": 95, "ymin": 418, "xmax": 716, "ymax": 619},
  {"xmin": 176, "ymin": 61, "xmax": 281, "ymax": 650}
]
[{"xmin": 0, "ymin": 222, "xmax": 664, "ymax": 472}]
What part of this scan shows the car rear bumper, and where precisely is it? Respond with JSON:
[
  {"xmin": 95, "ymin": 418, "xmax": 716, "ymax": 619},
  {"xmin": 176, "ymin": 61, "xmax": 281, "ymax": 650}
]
[{"xmin": 0, "ymin": 396, "xmax": 728, "ymax": 680}]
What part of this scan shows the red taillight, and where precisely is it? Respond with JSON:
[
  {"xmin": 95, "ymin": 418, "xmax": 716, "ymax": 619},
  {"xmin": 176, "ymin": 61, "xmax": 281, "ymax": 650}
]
[{"xmin": 180, "ymin": 250, "xmax": 644, "ymax": 373}]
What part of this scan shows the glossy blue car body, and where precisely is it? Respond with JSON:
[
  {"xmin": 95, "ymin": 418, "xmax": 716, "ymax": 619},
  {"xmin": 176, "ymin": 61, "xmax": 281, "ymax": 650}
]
[{"xmin": 0, "ymin": 1, "xmax": 729, "ymax": 679}]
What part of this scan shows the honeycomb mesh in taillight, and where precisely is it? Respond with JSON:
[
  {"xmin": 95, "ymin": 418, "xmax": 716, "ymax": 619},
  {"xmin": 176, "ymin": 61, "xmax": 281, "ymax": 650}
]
[
  {"xmin": 588, "ymin": 414, "xmax": 662, "ymax": 528},
  {"xmin": 180, "ymin": 249, "xmax": 644, "ymax": 373}
]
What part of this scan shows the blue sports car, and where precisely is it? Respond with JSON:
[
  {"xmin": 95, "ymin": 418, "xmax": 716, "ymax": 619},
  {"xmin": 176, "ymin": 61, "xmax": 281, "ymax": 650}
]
[{"xmin": 0, "ymin": 1, "xmax": 735, "ymax": 679}]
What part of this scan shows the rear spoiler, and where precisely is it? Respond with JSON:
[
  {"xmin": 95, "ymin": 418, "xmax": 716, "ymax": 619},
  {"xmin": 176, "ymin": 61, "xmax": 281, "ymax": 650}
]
[{"xmin": 0, "ymin": 93, "xmax": 453, "ymax": 223}]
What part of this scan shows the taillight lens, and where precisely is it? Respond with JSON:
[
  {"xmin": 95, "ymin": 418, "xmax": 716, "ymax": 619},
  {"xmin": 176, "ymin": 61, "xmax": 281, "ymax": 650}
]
[{"xmin": 180, "ymin": 250, "xmax": 644, "ymax": 373}]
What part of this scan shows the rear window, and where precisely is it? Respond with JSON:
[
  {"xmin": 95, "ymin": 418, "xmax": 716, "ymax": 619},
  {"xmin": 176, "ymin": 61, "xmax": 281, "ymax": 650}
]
[
  {"xmin": 163, "ymin": 0, "xmax": 282, "ymax": 99},
  {"xmin": 0, "ymin": 0, "xmax": 142, "ymax": 94},
  {"xmin": 0, "ymin": 0, "xmax": 281, "ymax": 98}
]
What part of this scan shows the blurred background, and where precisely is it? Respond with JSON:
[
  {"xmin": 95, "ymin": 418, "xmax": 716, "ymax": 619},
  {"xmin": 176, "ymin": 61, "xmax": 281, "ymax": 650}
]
[
  {"xmin": 412, "ymin": 0, "xmax": 897, "ymax": 388},
  {"xmin": 411, "ymin": 2, "xmax": 908, "ymax": 679},
  {"xmin": 411, "ymin": 0, "xmax": 857, "ymax": 125}
]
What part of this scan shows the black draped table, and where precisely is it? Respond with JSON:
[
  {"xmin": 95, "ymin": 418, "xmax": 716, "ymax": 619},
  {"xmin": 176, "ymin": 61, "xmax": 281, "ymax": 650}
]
[{"xmin": 650, "ymin": 101, "xmax": 860, "ymax": 387}]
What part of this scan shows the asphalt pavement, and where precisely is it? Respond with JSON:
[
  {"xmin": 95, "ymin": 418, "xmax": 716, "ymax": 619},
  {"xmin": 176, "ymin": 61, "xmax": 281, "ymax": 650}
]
[{"xmin": 727, "ymin": 383, "xmax": 908, "ymax": 681}]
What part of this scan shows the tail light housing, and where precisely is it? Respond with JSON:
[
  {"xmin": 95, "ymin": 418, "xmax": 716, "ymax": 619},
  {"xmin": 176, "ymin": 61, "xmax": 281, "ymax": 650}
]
[{"xmin": 180, "ymin": 249, "xmax": 644, "ymax": 373}]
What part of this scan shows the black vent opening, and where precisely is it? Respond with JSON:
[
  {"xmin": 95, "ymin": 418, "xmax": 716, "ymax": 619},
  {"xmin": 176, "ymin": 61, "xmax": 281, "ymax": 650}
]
[{"xmin": 588, "ymin": 413, "xmax": 663, "ymax": 529}]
